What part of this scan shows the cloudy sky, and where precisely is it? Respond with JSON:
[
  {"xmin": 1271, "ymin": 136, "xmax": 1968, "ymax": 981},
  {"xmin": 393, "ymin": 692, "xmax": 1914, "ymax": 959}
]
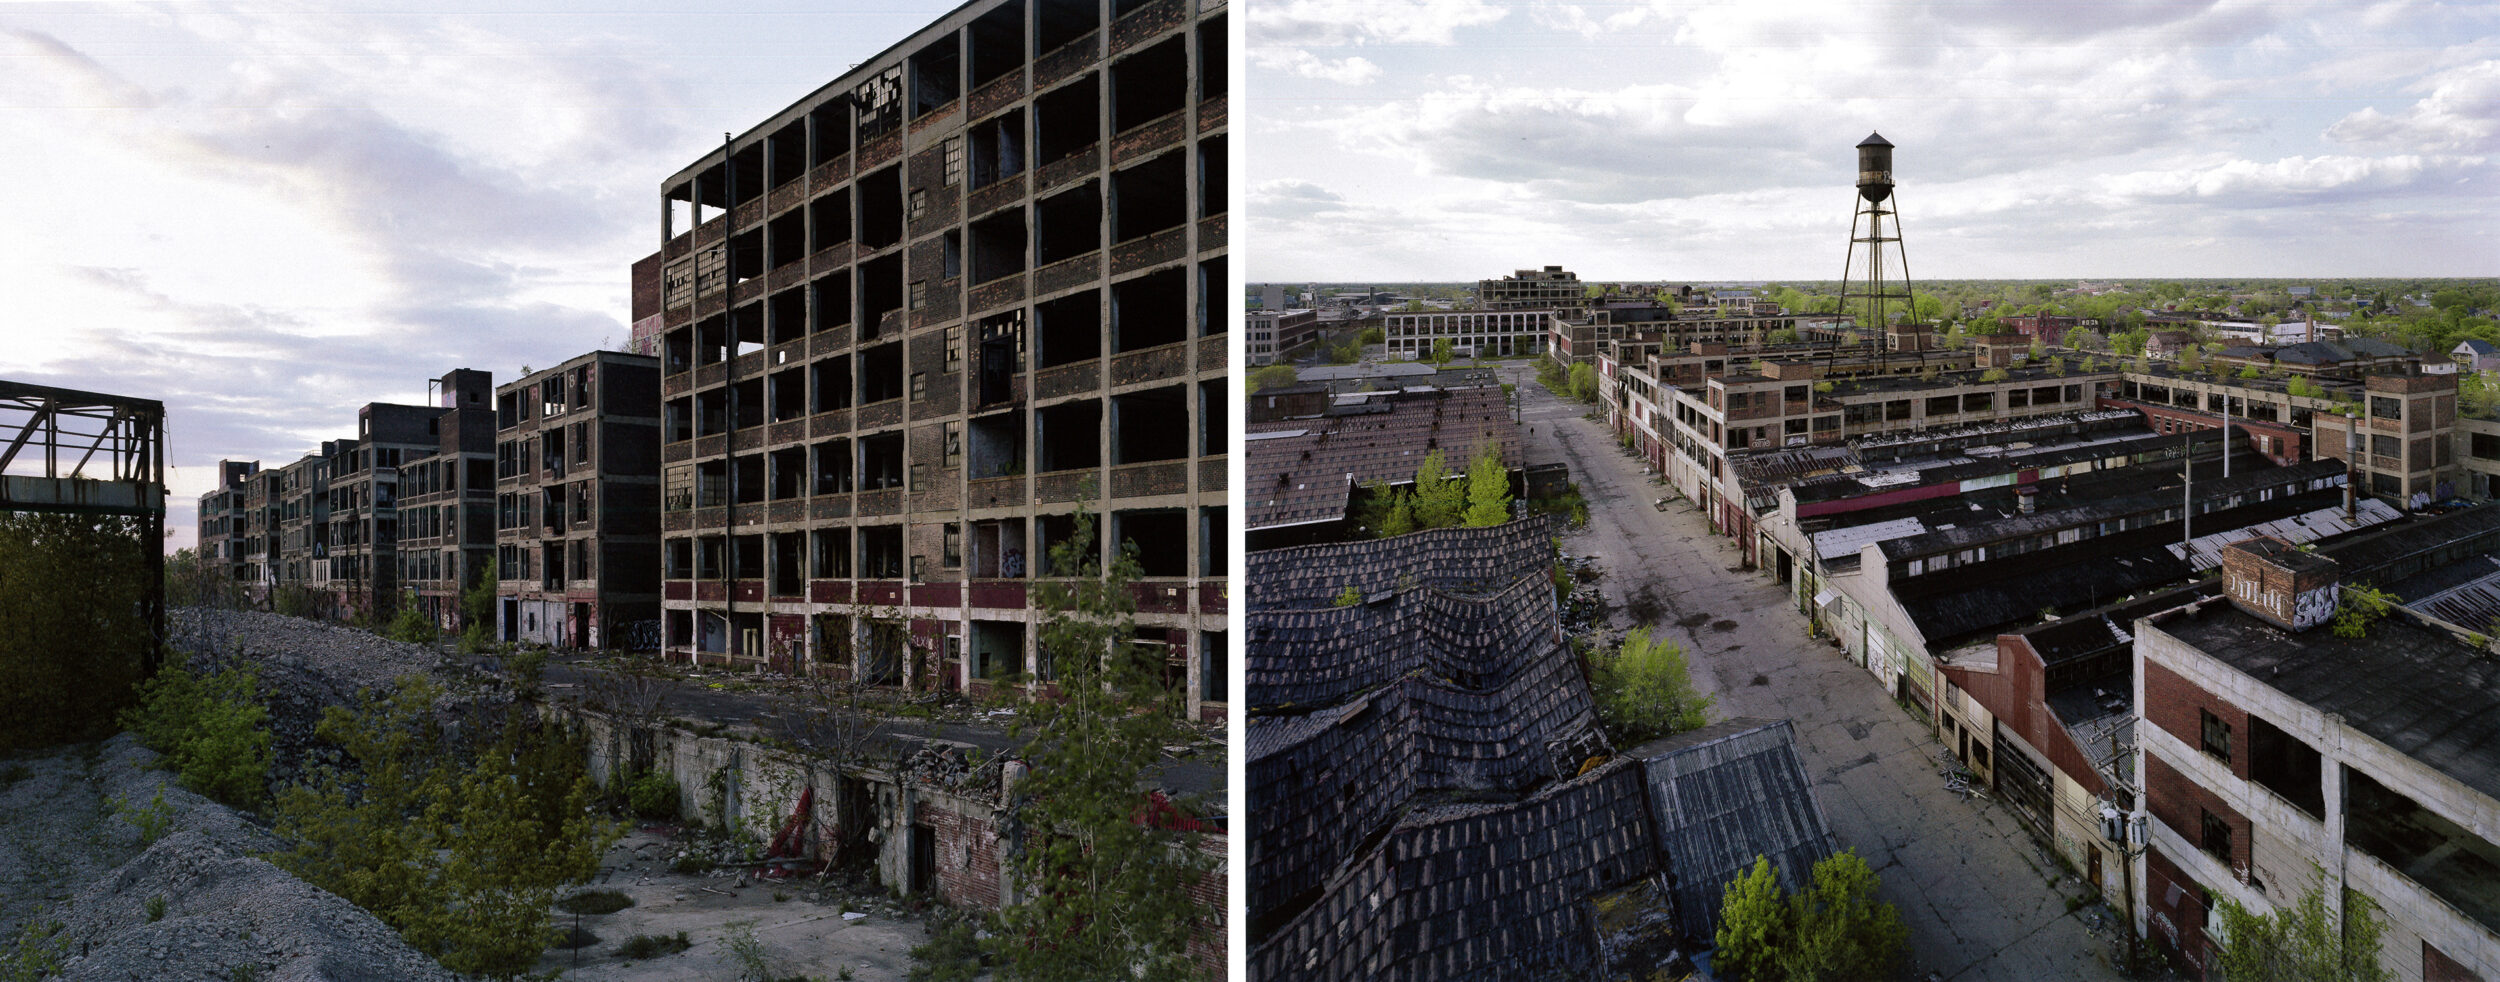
[
  {"xmin": 1, "ymin": 0, "xmax": 965, "ymax": 550},
  {"xmin": 1246, "ymin": 0, "xmax": 2500, "ymax": 284}
]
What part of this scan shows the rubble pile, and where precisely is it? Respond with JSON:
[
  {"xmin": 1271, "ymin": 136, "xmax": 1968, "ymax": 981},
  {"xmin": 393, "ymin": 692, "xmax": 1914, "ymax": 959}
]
[
  {"xmin": 0, "ymin": 735, "xmax": 454, "ymax": 982},
  {"xmin": 168, "ymin": 607, "xmax": 459, "ymax": 788}
]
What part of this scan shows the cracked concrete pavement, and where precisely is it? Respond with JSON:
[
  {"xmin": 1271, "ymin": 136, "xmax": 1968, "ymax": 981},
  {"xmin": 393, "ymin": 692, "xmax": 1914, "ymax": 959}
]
[{"xmin": 1501, "ymin": 363, "xmax": 2128, "ymax": 981}]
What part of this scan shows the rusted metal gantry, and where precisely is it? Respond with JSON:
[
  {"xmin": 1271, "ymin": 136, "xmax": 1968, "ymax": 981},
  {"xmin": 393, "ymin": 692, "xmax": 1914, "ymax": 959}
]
[{"xmin": 0, "ymin": 380, "xmax": 168, "ymax": 672}]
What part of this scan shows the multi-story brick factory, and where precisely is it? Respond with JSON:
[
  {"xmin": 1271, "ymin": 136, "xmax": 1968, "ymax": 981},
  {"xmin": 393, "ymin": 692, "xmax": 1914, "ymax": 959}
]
[
  {"xmin": 639, "ymin": 0, "xmax": 1231, "ymax": 721},
  {"xmin": 493, "ymin": 351, "xmax": 665, "ymax": 648}
]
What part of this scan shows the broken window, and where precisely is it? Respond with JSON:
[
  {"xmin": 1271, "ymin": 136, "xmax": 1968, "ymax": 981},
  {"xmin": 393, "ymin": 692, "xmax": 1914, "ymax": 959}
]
[
  {"xmin": 1037, "ymin": 289, "xmax": 1102, "ymax": 367},
  {"xmin": 1200, "ymin": 505, "xmax": 1225, "ymax": 576},
  {"xmin": 859, "ymin": 343, "xmax": 905, "ymax": 404},
  {"xmin": 730, "ymin": 378, "xmax": 764, "ymax": 430},
  {"xmin": 2201, "ymin": 709, "xmax": 2232, "ymax": 763},
  {"xmin": 861, "ymin": 431, "xmax": 905, "ymax": 490},
  {"xmin": 1114, "ymin": 509, "xmax": 1187, "ymax": 577},
  {"xmin": 977, "ymin": 311, "xmax": 1025, "ymax": 406},
  {"xmin": 1033, "ymin": 73, "xmax": 1099, "ymax": 165},
  {"xmin": 943, "ymin": 230, "xmax": 962, "ymax": 280},
  {"xmin": 860, "ymin": 525, "xmax": 905, "ymax": 578},
  {"xmin": 910, "ymin": 372, "xmax": 929, "ymax": 402},
  {"xmin": 1199, "ymin": 379, "xmax": 1224, "ymax": 456},
  {"xmin": 1035, "ymin": 0, "xmax": 1095, "ymax": 54},
  {"xmin": 943, "ymin": 523, "xmax": 962, "ymax": 568},
  {"xmin": 1198, "ymin": 256, "xmax": 1225, "ymax": 335},
  {"xmin": 2248, "ymin": 713, "xmax": 2324, "ymax": 819},
  {"xmin": 733, "ymin": 454, "xmax": 764, "ymax": 504},
  {"xmin": 859, "ymin": 253, "xmax": 904, "ymax": 338},
  {"xmin": 768, "ymin": 447, "xmax": 805, "ymax": 500},
  {"xmin": 1112, "ymin": 385, "xmax": 1190, "ymax": 464},
  {"xmin": 858, "ymin": 166, "xmax": 904, "ymax": 250},
  {"xmin": 728, "ymin": 226, "xmax": 765, "ymax": 283},
  {"xmin": 1112, "ymin": 266, "xmax": 1186, "ymax": 352},
  {"xmin": 1111, "ymin": 149, "xmax": 1186, "ymax": 242},
  {"xmin": 810, "ymin": 193, "xmax": 852, "ymax": 252},
  {"xmin": 768, "ymin": 210, "xmax": 806, "ymax": 269},
  {"xmin": 767, "ymin": 119, "xmax": 806, "ymax": 188},
  {"xmin": 1199, "ymin": 13, "xmax": 1225, "ymax": 100},
  {"xmin": 665, "ymin": 538, "xmax": 692, "ymax": 579},
  {"xmin": 1110, "ymin": 36, "xmax": 1186, "ymax": 131},
  {"xmin": 812, "ymin": 270, "xmax": 853, "ymax": 332},
  {"xmin": 808, "ymin": 99, "xmax": 850, "ymax": 166},
  {"xmin": 969, "ymin": 110, "xmax": 1026, "ymax": 190},
  {"xmin": 1035, "ymin": 180, "xmax": 1101, "ymax": 265},
  {"xmin": 969, "ymin": 411, "xmax": 1024, "ymax": 478},
  {"xmin": 768, "ymin": 368, "xmax": 806, "ymax": 422},
  {"xmin": 730, "ymin": 302, "xmax": 766, "ymax": 359},
  {"xmin": 2200, "ymin": 809, "xmax": 2232, "ymax": 864},
  {"xmin": 910, "ymin": 34, "xmax": 960, "ymax": 119},
  {"xmin": 732, "ymin": 533, "xmax": 764, "ymax": 579},
  {"xmin": 970, "ymin": 0, "xmax": 1026, "ymax": 87},
  {"xmin": 968, "ymin": 207, "xmax": 1027, "ymax": 283},
  {"xmin": 1198, "ymin": 133, "xmax": 1226, "ymax": 219},
  {"xmin": 812, "ymin": 356, "xmax": 854, "ymax": 413},
  {"xmin": 812, "ymin": 528, "xmax": 852, "ymax": 578},
  {"xmin": 773, "ymin": 531, "xmax": 805, "ymax": 594},
  {"xmin": 853, "ymin": 66, "xmax": 903, "ymax": 143},
  {"xmin": 813, "ymin": 439, "xmax": 854, "ymax": 494},
  {"xmin": 970, "ymin": 518, "xmax": 1027, "ymax": 578},
  {"xmin": 1036, "ymin": 399, "xmax": 1102, "ymax": 472}
]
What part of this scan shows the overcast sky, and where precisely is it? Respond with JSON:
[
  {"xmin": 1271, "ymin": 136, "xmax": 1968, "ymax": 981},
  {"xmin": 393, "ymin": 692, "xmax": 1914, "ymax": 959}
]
[
  {"xmin": 1245, "ymin": 0, "xmax": 2500, "ymax": 284},
  {"xmin": 1, "ymin": 0, "xmax": 965, "ymax": 550}
]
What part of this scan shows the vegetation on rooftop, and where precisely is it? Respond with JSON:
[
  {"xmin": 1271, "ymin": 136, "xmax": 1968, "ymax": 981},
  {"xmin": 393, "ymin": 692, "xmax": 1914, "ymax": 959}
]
[{"xmin": 1715, "ymin": 849, "xmax": 1907, "ymax": 982}]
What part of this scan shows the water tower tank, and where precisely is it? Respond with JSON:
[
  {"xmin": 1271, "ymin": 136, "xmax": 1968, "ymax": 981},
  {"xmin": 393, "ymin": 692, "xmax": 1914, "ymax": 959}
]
[{"xmin": 1856, "ymin": 131, "xmax": 1894, "ymax": 203}]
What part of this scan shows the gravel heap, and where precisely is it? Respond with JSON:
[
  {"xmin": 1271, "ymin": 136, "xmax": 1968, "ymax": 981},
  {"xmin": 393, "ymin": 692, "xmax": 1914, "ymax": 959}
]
[
  {"xmin": 167, "ymin": 607, "xmax": 463, "ymax": 789},
  {"xmin": 0, "ymin": 735, "xmax": 455, "ymax": 982}
]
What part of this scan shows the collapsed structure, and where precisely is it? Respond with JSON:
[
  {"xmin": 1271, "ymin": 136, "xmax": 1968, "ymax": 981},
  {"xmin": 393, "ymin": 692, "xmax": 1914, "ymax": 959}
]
[
  {"xmin": 1247, "ymin": 518, "xmax": 1837, "ymax": 980},
  {"xmin": 638, "ymin": 0, "xmax": 1229, "ymax": 719}
]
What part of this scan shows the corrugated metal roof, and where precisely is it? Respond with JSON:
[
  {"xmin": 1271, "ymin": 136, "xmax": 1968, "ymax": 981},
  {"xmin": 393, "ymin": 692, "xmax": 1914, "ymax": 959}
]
[{"xmin": 1627, "ymin": 718, "xmax": 1837, "ymax": 942}]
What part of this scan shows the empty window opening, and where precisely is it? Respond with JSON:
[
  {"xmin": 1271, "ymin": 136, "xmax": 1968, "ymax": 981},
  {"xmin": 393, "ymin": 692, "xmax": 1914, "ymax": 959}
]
[
  {"xmin": 1198, "ymin": 256, "xmax": 1225, "ymax": 336},
  {"xmin": 1033, "ymin": 74, "xmax": 1099, "ymax": 165},
  {"xmin": 1198, "ymin": 134, "xmax": 1226, "ymax": 218},
  {"xmin": 910, "ymin": 34, "xmax": 960, "ymax": 119},
  {"xmin": 813, "ymin": 439, "xmax": 855, "ymax": 494},
  {"xmin": 695, "ymin": 389, "xmax": 728, "ymax": 437},
  {"xmin": 768, "ymin": 369, "xmax": 807, "ymax": 422},
  {"xmin": 853, "ymin": 66, "xmax": 903, "ymax": 143},
  {"xmin": 969, "ymin": 208, "xmax": 1027, "ymax": 284},
  {"xmin": 808, "ymin": 100, "xmax": 851, "ymax": 166},
  {"xmin": 1036, "ymin": 512, "xmax": 1086, "ymax": 575},
  {"xmin": 1036, "ymin": 399, "xmax": 1103, "ymax": 472},
  {"xmin": 728, "ymin": 142, "xmax": 765, "ymax": 206},
  {"xmin": 730, "ymin": 303, "xmax": 766, "ymax": 359},
  {"xmin": 768, "ymin": 210, "xmax": 806, "ymax": 269},
  {"xmin": 2248, "ymin": 714, "xmax": 2324, "ymax": 819},
  {"xmin": 767, "ymin": 120, "xmax": 806, "ymax": 188},
  {"xmin": 733, "ymin": 454, "xmax": 764, "ymax": 504},
  {"xmin": 695, "ymin": 316, "xmax": 729, "ymax": 366},
  {"xmin": 729, "ymin": 226, "xmax": 766, "ymax": 283},
  {"xmin": 772, "ymin": 531, "xmax": 805, "ymax": 594},
  {"xmin": 1111, "ymin": 36, "xmax": 1186, "ymax": 132},
  {"xmin": 970, "ymin": 518, "xmax": 1027, "ymax": 578},
  {"xmin": 969, "ymin": 411, "xmax": 1025, "ymax": 478},
  {"xmin": 810, "ymin": 193, "xmax": 853, "ymax": 252},
  {"xmin": 812, "ymin": 271, "xmax": 853, "ymax": 332},
  {"xmin": 769, "ymin": 288, "xmax": 807, "ymax": 346},
  {"xmin": 812, "ymin": 528, "xmax": 852, "ymax": 577},
  {"xmin": 861, "ymin": 525, "xmax": 905, "ymax": 578},
  {"xmin": 1112, "ymin": 150, "xmax": 1187, "ymax": 242},
  {"xmin": 859, "ymin": 166, "xmax": 904, "ymax": 249},
  {"xmin": 1114, "ymin": 509, "xmax": 1188, "ymax": 577},
  {"xmin": 1113, "ymin": 386, "xmax": 1190, "ymax": 464},
  {"xmin": 730, "ymin": 378, "xmax": 764, "ymax": 430},
  {"xmin": 859, "ymin": 343, "xmax": 906, "ymax": 404},
  {"xmin": 969, "ymin": 110, "xmax": 1026, "ymax": 190},
  {"xmin": 861, "ymin": 431, "xmax": 905, "ymax": 490},
  {"xmin": 1199, "ymin": 379, "xmax": 1224, "ymax": 456},
  {"xmin": 666, "ymin": 182, "xmax": 698, "ymax": 240},
  {"xmin": 860, "ymin": 253, "xmax": 905, "ymax": 338},
  {"xmin": 969, "ymin": 0, "xmax": 1025, "ymax": 88},
  {"xmin": 665, "ymin": 328, "xmax": 694, "ymax": 374},
  {"xmin": 977, "ymin": 311, "xmax": 1026, "ymax": 406},
  {"xmin": 1035, "ymin": 180, "xmax": 1101, "ymax": 265},
  {"xmin": 732, "ymin": 533, "xmax": 764, "ymax": 579},
  {"xmin": 1037, "ymin": 289, "xmax": 1102, "ymax": 367},
  {"xmin": 1199, "ymin": 14, "xmax": 1226, "ymax": 100},
  {"xmin": 1035, "ymin": 0, "xmax": 1096, "ymax": 56},
  {"xmin": 665, "ymin": 538, "xmax": 693, "ymax": 579},
  {"xmin": 968, "ymin": 620, "xmax": 1025, "ymax": 680},
  {"xmin": 1112, "ymin": 267, "xmax": 1187, "ymax": 352},
  {"xmin": 812, "ymin": 356, "xmax": 854, "ymax": 413},
  {"xmin": 768, "ymin": 446, "xmax": 806, "ymax": 500},
  {"xmin": 696, "ymin": 535, "xmax": 726, "ymax": 578}
]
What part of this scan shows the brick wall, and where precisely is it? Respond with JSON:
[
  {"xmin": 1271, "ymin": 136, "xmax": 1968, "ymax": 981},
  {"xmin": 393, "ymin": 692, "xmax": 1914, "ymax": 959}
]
[
  {"xmin": 2144, "ymin": 844, "xmax": 2213, "ymax": 978},
  {"xmin": 2144, "ymin": 749, "xmax": 2249, "ymax": 876},
  {"xmin": 2142, "ymin": 658, "xmax": 2249, "ymax": 783}
]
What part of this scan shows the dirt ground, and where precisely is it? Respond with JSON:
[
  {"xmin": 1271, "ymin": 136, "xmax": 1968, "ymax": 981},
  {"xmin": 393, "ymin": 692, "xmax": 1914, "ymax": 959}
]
[{"xmin": 532, "ymin": 825, "xmax": 935, "ymax": 982}]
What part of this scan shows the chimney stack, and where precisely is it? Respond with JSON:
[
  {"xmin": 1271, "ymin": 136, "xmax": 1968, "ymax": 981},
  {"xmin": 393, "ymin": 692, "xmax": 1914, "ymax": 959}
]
[{"xmin": 2220, "ymin": 536, "xmax": 2340, "ymax": 631}]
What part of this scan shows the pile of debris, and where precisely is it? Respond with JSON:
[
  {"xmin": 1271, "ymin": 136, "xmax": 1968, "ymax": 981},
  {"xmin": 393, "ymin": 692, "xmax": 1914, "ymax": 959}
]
[
  {"xmin": 899, "ymin": 744, "xmax": 1005, "ymax": 797},
  {"xmin": 168, "ymin": 607, "xmax": 465, "ymax": 789}
]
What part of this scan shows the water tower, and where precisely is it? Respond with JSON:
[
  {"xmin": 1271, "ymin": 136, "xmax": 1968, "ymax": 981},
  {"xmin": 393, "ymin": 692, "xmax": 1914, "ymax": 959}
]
[{"xmin": 1839, "ymin": 132, "xmax": 1925, "ymax": 352}]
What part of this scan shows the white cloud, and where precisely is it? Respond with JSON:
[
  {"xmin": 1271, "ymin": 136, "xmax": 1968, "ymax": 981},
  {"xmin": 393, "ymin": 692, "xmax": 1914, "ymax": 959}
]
[
  {"xmin": 1249, "ymin": 48, "xmax": 1384, "ymax": 85},
  {"xmin": 2098, "ymin": 153, "xmax": 2489, "ymax": 205},
  {"xmin": 1249, "ymin": 0, "xmax": 1510, "ymax": 47},
  {"xmin": 2328, "ymin": 59, "xmax": 2500, "ymax": 152}
]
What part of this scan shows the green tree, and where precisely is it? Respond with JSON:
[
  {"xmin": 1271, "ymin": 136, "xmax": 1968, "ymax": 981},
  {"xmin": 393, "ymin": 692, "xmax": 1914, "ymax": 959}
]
[
  {"xmin": 1378, "ymin": 487, "xmax": 1417, "ymax": 537},
  {"xmin": 1567, "ymin": 362, "xmax": 1599, "ymax": 402},
  {"xmin": 122, "ymin": 659, "xmax": 271, "ymax": 808},
  {"xmin": 1979, "ymin": 367, "xmax": 2009, "ymax": 382},
  {"xmin": 1462, "ymin": 443, "xmax": 1511, "ymax": 527},
  {"xmin": 2331, "ymin": 583, "xmax": 2396, "ymax": 639},
  {"xmin": 384, "ymin": 589, "xmax": 435, "ymax": 645},
  {"xmin": 1246, "ymin": 364, "xmax": 1298, "ymax": 394},
  {"xmin": 1714, "ymin": 850, "xmax": 1907, "ymax": 982},
  {"xmin": 1358, "ymin": 326, "xmax": 1385, "ymax": 346},
  {"xmin": 272, "ymin": 678, "xmax": 615, "ymax": 979},
  {"xmin": 1429, "ymin": 337, "xmax": 1455, "ymax": 366},
  {"xmin": 1585, "ymin": 628, "xmax": 1712, "ymax": 746},
  {"xmin": 0, "ymin": 512, "xmax": 153, "ymax": 751},
  {"xmin": 1411, "ymin": 450, "xmax": 1467, "ymax": 530},
  {"xmin": 2211, "ymin": 879, "xmax": 2391, "ymax": 982},
  {"xmin": 990, "ymin": 511, "xmax": 1214, "ymax": 981},
  {"xmin": 1765, "ymin": 327, "xmax": 1801, "ymax": 345},
  {"xmin": 459, "ymin": 558, "xmax": 498, "ymax": 653}
]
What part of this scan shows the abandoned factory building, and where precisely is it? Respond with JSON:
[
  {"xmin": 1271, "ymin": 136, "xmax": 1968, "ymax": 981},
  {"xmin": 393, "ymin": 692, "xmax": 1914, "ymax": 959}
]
[{"xmin": 639, "ymin": 0, "xmax": 1231, "ymax": 719}]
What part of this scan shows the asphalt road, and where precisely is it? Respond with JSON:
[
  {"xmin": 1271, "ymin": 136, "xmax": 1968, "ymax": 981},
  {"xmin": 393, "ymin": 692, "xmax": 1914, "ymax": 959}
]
[{"xmin": 1504, "ymin": 364, "xmax": 2129, "ymax": 982}]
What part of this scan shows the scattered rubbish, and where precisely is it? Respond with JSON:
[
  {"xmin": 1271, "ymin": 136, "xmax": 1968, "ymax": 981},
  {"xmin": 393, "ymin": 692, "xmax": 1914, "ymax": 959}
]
[{"xmin": 842, "ymin": 912, "xmax": 868, "ymax": 922}]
